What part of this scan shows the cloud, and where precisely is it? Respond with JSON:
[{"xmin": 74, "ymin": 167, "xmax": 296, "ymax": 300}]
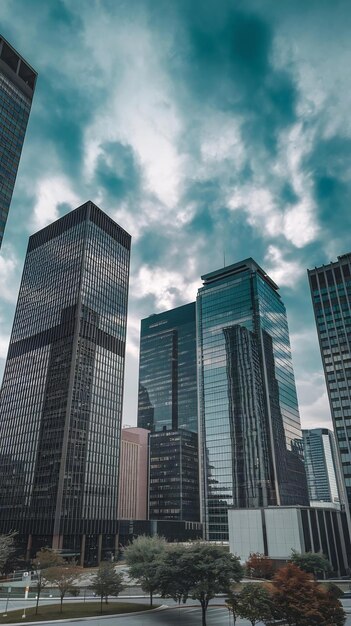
[
  {"xmin": 0, "ymin": 245, "xmax": 21, "ymax": 303},
  {"xmin": 131, "ymin": 266, "xmax": 199, "ymax": 311},
  {"xmin": 264, "ymin": 245, "xmax": 305, "ymax": 288},
  {"xmin": 31, "ymin": 176, "xmax": 80, "ymax": 231},
  {"xmin": 296, "ymin": 371, "xmax": 332, "ymax": 430}
]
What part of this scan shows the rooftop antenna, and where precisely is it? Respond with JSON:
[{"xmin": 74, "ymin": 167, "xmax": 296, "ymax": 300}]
[{"xmin": 223, "ymin": 247, "xmax": 226, "ymax": 268}]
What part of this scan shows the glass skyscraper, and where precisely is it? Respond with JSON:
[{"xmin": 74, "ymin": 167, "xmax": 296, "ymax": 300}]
[
  {"xmin": 138, "ymin": 302, "xmax": 197, "ymax": 433},
  {"xmin": 0, "ymin": 201, "xmax": 131, "ymax": 564},
  {"xmin": 197, "ymin": 258, "xmax": 308, "ymax": 541},
  {"xmin": 308, "ymin": 254, "xmax": 351, "ymax": 521},
  {"xmin": 148, "ymin": 429, "xmax": 200, "ymax": 521},
  {"xmin": 0, "ymin": 35, "xmax": 37, "ymax": 248},
  {"xmin": 302, "ymin": 428, "xmax": 344, "ymax": 507},
  {"xmin": 137, "ymin": 302, "xmax": 200, "ymax": 523}
]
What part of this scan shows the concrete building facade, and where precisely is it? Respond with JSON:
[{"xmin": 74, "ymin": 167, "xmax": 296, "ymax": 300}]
[{"xmin": 118, "ymin": 427, "xmax": 149, "ymax": 520}]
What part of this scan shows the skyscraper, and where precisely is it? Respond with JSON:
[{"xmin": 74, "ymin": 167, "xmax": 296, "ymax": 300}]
[
  {"xmin": 0, "ymin": 35, "xmax": 37, "ymax": 248},
  {"xmin": 148, "ymin": 429, "xmax": 200, "ymax": 521},
  {"xmin": 0, "ymin": 201, "xmax": 131, "ymax": 565},
  {"xmin": 197, "ymin": 258, "xmax": 309, "ymax": 541},
  {"xmin": 308, "ymin": 254, "xmax": 351, "ymax": 521},
  {"xmin": 137, "ymin": 302, "xmax": 200, "ymax": 523},
  {"xmin": 138, "ymin": 302, "xmax": 197, "ymax": 433},
  {"xmin": 302, "ymin": 428, "xmax": 344, "ymax": 507},
  {"xmin": 118, "ymin": 427, "xmax": 149, "ymax": 521}
]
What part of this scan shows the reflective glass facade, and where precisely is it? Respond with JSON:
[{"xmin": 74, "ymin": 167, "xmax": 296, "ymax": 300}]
[
  {"xmin": 0, "ymin": 36, "xmax": 36, "ymax": 248},
  {"xmin": 0, "ymin": 201, "xmax": 130, "ymax": 564},
  {"xmin": 308, "ymin": 254, "xmax": 351, "ymax": 518},
  {"xmin": 197, "ymin": 259, "xmax": 308, "ymax": 541},
  {"xmin": 138, "ymin": 303, "xmax": 197, "ymax": 433},
  {"xmin": 302, "ymin": 428, "xmax": 344, "ymax": 506},
  {"xmin": 149, "ymin": 429, "xmax": 200, "ymax": 521},
  {"xmin": 137, "ymin": 303, "xmax": 200, "ymax": 524}
]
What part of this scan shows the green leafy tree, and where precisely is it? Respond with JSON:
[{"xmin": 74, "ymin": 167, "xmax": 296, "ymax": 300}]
[
  {"xmin": 270, "ymin": 563, "xmax": 345, "ymax": 626},
  {"xmin": 245, "ymin": 552, "xmax": 274, "ymax": 579},
  {"xmin": 157, "ymin": 544, "xmax": 190, "ymax": 604},
  {"xmin": 90, "ymin": 561, "xmax": 125, "ymax": 613},
  {"xmin": 45, "ymin": 563, "xmax": 79, "ymax": 613},
  {"xmin": 32, "ymin": 548, "xmax": 65, "ymax": 614},
  {"xmin": 225, "ymin": 590, "xmax": 240, "ymax": 625},
  {"xmin": 125, "ymin": 535, "xmax": 167, "ymax": 606},
  {"xmin": 290, "ymin": 550, "xmax": 333, "ymax": 578},
  {"xmin": 179, "ymin": 543, "xmax": 243, "ymax": 626},
  {"xmin": 237, "ymin": 583, "xmax": 273, "ymax": 626},
  {"xmin": 0, "ymin": 532, "xmax": 17, "ymax": 574}
]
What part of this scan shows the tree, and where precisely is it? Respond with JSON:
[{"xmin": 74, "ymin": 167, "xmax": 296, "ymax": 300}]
[
  {"xmin": 237, "ymin": 584, "xmax": 273, "ymax": 626},
  {"xmin": 32, "ymin": 548, "xmax": 65, "ymax": 614},
  {"xmin": 157, "ymin": 545, "xmax": 190, "ymax": 604},
  {"xmin": 124, "ymin": 535, "xmax": 167, "ymax": 606},
  {"xmin": 270, "ymin": 563, "xmax": 345, "ymax": 626},
  {"xmin": 313, "ymin": 584, "xmax": 346, "ymax": 626},
  {"xmin": 225, "ymin": 590, "xmax": 240, "ymax": 625},
  {"xmin": 290, "ymin": 549, "xmax": 333, "ymax": 578},
  {"xmin": 0, "ymin": 532, "xmax": 17, "ymax": 574},
  {"xmin": 245, "ymin": 552, "xmax": 274, "ymax": 579},
  {"xmin": 179, "ymin": 543, "xmax": 243, "ymax": 626},
  {"xmin": 90, "ymin": 561, "xmax": 125, "ymax": 613},
  {"xmin": 45, "ymin": 564, "xmax": 79, "ymax": 613}
]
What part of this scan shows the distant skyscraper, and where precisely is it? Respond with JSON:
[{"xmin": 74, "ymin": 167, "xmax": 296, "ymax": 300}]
[
  {"xmin": 308, "ymin": 254, "xmax": 351, "ymax": 521},
  {"xmin": 137, "ymin": 302, "xmax": 200, "ymax": 524},
  {"xmin": 138, "ymin": 302, "xmax": 197, "ymax": 433},
  {"xmin": 197, "ymin": 259, "xmax": 309, "ymax": 541},
  {"xmin": 118, "ymin": 427, "xmax": 149, "ymax": 521},
  {"xmin": 0, "ymin": 201, "xmax": 131, "ymax": 565},
  {"xmin": 0, "ymin": 35, "xmax": 37, "ymax": 248},
  {"xmin": 149, "ymin": 429, "xmax": 200, "ymax": 521},
  {"xmin": 302, "ymin": 428, "xmax": 344, "ymax": 507}
]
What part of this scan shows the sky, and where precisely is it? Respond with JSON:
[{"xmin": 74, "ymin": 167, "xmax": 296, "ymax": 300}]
[{"xmin": 1, "ymin": 0, "xmax": 351, "ymax": 429}]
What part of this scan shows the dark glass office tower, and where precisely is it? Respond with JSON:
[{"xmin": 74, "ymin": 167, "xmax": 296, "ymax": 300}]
[
  {"xmin": 137, "ymin": 303, "xmax": 200, "ymax": 524},
  {"xmin": 308, "ymin": 255, "xmax": 351, "ymax": 520},
  {"xmin": 0, "ymin": 201, "xmax": 131, "ymax": 564},
  {"xmin": 0, "ymin": 35, "xmax": 37, "ymax": 248},
  {"xmin": 138, "ymin": 302, "xmax": 197, "ymax": 433},
  {"xmin": 149, "ymin": 429, "xmax": 200, "ymax": 521},
  {"xmin": 197, "ymin": 258, "xmax": 309, "ymax": 541}
]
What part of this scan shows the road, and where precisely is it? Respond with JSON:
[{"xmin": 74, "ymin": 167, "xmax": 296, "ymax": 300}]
[{"xmin": 1, "ymin": 597, "xmax": 350, "ymax": 625}]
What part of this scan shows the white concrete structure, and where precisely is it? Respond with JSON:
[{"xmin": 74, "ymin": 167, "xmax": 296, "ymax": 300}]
[{"xmin": 228, "ymin": 505, "xmax": 350, "ymax": 576}]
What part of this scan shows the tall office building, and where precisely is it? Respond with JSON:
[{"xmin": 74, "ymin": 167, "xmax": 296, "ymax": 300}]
[
  {"xmin": 149, "ymin": 429, "xmax": 200, "ymax": 521},
  {"xmin": 197, "ymin": 259, "xmax": 309, "ymax": 541},
  {"xmin": 0, "ymin": 201, "xmax": 131, "ymax": 564},
  {"xmin": 118, "ymin": 427, "xmax": 149, "ymax": 521},
  {"xmin": 138, "ymin": 302, "xmax": 197, "ymax": 433},
  {"xmin": 137, "ymin": 303, "xmax": 200, "ymax": 523},
  {"xmin": 302, "ymin": 428, "xmax": 344, "ymax": 507},
  {"xmin": 0, "ymin": 35, "xmax": 37, "ymax": 248},
  {"xmin": 308, "ymin": 255, "xmax": 351, "ymax": 520}
]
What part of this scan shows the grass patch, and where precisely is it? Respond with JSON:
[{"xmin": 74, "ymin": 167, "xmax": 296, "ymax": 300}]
[{"xmin": 0, "ymin": 602, "xmax": 156, "ymax": 623}]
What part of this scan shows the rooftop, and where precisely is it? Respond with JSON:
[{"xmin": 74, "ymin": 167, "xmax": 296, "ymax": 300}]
[{"xmin": 201, "ymin": 257, "xmax": 279, "ymax": 291}]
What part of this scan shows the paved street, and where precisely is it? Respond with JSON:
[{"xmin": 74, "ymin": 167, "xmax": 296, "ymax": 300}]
[{"xmin": 0, "ymin": 597, "xmax": 350, "ymax": 625}]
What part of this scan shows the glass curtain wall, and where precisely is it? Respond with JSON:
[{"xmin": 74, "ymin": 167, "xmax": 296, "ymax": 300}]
[{"xmin": 197, "ymin": 259, "xmax": 308, "ymax": 541}]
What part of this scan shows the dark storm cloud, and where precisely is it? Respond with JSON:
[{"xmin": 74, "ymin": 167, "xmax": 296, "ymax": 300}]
[
  {"xmin": 163, "ymin": 0, "xmax": 297, "ymax": 153},
  {"xmin": 95, "ymin": 142, "xmax": 142, "ymax": 201},
  {"xmin": 307, "ymin": 136, "xmax": 351, "ymax": 237}
]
